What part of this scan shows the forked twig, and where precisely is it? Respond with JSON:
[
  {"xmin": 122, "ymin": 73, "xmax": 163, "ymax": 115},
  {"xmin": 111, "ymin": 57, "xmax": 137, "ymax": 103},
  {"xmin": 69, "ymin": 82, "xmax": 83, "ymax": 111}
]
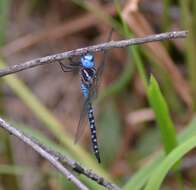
[
  {"xmin": 0, "ymin": 30, "xmax": 187, "ymax": 77},
  {"xmin": 38, "ymin": 142, "xmax": 121, "ymax": 190},
  {"xmin": 0, "ymin": 117, "xmax": 121, "ymax": 190},
  {"xmin": 0, "ymin": 118, "xmax": 89, "ymax": 190}
]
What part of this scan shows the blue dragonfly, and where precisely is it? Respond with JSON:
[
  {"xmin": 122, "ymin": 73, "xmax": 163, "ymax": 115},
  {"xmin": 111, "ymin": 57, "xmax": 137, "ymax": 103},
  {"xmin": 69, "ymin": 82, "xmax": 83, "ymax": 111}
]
[{"xmin": 59, "ymin": 31, "xmax": 112, "ymax": 163}]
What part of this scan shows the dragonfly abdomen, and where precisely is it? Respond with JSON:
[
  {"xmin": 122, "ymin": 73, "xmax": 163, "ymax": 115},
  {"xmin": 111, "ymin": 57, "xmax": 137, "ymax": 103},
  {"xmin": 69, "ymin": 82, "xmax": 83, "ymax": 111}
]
[
  {"xmin": 79, "ymin": 59, "xmax": 101, "ymax": 163},
  {"xmin": 80, "ymin": 83, "xmax": 89, "ymax": 98},
  {"xmin": 87, "ymin": 103, "xmax": 101, "ymax": 163}
]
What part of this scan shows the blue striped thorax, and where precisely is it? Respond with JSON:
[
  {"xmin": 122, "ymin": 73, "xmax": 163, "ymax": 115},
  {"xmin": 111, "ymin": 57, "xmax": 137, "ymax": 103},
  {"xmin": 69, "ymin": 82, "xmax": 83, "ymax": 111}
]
[
  {"xmin": 80, "ymin": 53, "xmax": 96, "ymax": 84},
  {"xmin": 80, "ymin": 53, "xmax": 96, "ymax": 99}
]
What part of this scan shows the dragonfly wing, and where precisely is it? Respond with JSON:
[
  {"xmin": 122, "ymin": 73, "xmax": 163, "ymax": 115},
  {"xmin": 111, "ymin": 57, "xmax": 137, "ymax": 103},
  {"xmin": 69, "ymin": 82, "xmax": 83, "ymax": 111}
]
[
  {"xmin": 96, "ymin": 29, "xmax": 113, "ymax": 77},
  {"xmin": 93, "ymin": 29, "xmax": 113, "ymax": 96},
  {"xmin": 74, "ymin": 98, "xmax": 89, "ymax": 144},
  {"xmin": 90, "ymin": 51, "xmax": 107, "ymax": 99}
]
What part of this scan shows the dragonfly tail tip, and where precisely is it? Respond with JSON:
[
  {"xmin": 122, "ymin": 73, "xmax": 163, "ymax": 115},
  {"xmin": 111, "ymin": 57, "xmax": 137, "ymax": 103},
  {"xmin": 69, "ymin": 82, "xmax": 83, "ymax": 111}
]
[{"xmin": 95, "ymin": 154, "xmax": 101, "ymax": 163}]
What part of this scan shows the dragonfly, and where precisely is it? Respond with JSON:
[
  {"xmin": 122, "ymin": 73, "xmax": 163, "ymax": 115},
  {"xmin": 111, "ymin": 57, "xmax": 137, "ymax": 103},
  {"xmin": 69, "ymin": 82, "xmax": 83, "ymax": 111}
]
[{"xmin": 59, "ymin": 30, "xmax": 112, "ymax": 163}]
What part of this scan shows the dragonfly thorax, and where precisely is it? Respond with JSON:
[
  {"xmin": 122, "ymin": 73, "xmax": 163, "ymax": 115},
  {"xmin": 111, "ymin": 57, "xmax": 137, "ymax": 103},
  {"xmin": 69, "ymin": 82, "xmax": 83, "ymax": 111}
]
[
  {"xmin": 81, "ymin": 68, "xmax": 96, "ymax": 83},
  {"xmin": 80, "ymin": 53, "xmax": 94, "ymax": 68}
]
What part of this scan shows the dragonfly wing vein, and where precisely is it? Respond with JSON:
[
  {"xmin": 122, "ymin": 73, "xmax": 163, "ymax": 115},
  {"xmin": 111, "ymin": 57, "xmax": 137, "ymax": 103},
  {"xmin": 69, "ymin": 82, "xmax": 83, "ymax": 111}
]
[{"xmin": 74, "ymin": 98, "xmax": 89, "ymax": 144}]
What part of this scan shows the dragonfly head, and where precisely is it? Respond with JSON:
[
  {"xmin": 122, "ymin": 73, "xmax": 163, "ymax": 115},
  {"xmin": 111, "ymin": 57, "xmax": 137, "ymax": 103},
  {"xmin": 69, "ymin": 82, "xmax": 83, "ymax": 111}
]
[{"xmin": 81, "ymin": 53, "xmax": 94, "ymax": 68}]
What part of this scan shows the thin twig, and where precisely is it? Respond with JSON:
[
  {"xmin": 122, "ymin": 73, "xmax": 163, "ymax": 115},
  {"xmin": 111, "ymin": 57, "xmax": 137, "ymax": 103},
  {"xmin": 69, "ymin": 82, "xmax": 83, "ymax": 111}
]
[
  {"xmin": 0, "ymin": 117, "xmax": 89, "ymax": 190},
  {"xmin": 0, "ymin": 117, "xmax": 122, "ymax": 190},
  {"xmin": 0, "ymin": 30, "xmax": 187, "ymax": 77},
  {"xmin": 38, "ymin": 143, "xmax": 121, "ymax": 190}
]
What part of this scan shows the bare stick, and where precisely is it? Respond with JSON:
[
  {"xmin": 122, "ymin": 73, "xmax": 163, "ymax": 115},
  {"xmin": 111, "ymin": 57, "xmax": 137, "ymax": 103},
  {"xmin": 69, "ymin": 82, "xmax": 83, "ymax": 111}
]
[
  {"xmin": 0, "ymin": 117, "xmax": 121, "ymax": 190},
  {"xmin": 38, "ymin": 143, "xmax": 121, "ymax": 190},
  {"xmin": 0, "ymin": 117, "xmax": 90, "ymax": 190},
  {"xmin": 0, "ymin": 30, "xmax": 187, "ymax": 77}
]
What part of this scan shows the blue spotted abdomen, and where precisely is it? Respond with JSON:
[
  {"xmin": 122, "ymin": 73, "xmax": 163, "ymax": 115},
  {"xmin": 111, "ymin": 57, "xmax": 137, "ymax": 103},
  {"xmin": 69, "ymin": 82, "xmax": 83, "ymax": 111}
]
[
  {"xmin": 87, "ymin": 103, "xmax": 100, "ymax": 163},
  {"xmin": 80, "ymin": 83, "xmax": 101, "ymax": 162},
  {"xmin": 80, "ymin": 83, "xmax": 89, "ymax": 98}
]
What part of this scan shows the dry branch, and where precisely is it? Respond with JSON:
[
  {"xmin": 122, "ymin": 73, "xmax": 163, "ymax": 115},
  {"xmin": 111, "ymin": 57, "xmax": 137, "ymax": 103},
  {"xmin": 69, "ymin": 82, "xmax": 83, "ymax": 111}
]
[
  {"xmin": 0, "ymin": 118, "xmax": 89, "ymax": 190},
  {"xmin": 41, "ymin": 144, "xmax": 121, "ymax": 190},
  {"xmin": 0, "ymin": 30, "xmax": 187, "ymax": 77},
  {"xmin": 0, "ymin": 117, "xmax": 121, "ymax": 190}
]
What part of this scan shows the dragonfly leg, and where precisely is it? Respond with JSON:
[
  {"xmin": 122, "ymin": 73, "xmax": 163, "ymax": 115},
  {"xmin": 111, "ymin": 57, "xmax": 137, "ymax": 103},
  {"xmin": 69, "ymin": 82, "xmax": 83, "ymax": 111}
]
[
  {"xmin": 68, "ymin": 57, "xmax": 81, "ymax": 67},
  {"xmin": 59, "ymin": 61, "xmax": 79, "ymax": 72}
]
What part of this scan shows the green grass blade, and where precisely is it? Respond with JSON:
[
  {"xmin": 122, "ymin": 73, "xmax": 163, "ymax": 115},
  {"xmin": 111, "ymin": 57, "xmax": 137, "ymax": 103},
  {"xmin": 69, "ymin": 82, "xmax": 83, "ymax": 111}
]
[
  {"xmin": 123, "ymin": 116, "xmax": 196, "ymax": 190},
  {"xmin": 114, "ymin": 0, "xmax": 148, "ymax": 89},
  {"xmin": 96, "ymin": 52, "xmax": 134, "ymax": 103},
  {"xmin": 123, "ymin": 156, "xmax": 164, "ymax": 190},
  {"xmin": 144, "ymin": 135, "xmax": 196, "ymax": 190},
  {"xmin": 161, "ymin": 0, "xmax": 171, "ymax": 31},
  {"xmin": 147, "ymin": 75, "xmax": 182, "ymax": 186},
  {"xmin": 0, "ymin": 0, "xmax": 10, "ymax": 46},
  {"xmin": 72, "ymin": 0, "xmax": 120, "ymax": 30},
  {"xmin": 0, "ymin": 164, "xmax": 29, "ymax": 175},
  {"xmin": 179, "ymin": 118, "xmax": 196, "ymax": 141},
  {"xmin": 96, "ymin": 1, "xmax": 136, "ymax": 103},
  {"xmin": 179, "ymin": 0, "xmax": 196, "ymax": 109},
  {"xmin": 147, "ymin": 75, "xmax": 177, "ymax": 154}
]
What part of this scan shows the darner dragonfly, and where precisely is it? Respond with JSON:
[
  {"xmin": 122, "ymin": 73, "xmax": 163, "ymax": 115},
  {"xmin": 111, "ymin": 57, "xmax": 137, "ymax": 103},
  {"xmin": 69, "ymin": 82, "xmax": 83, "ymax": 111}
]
[
  {"xmin": 59, "ymin": 53, "xmax": 101, "ymax": 163},
  {"xmin": 59, "ymin": 31, "xmax": 112, "ymax": 163}
]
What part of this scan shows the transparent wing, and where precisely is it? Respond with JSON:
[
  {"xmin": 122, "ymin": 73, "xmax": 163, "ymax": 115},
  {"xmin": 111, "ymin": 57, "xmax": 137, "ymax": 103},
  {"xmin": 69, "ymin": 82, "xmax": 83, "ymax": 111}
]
[
  {"xmin": 93, "ymin": 29, "xmax": 113, "ymax": 97},
  {"xmin": 74, "ymin": 81, "xmax": 97, "ymax": 144},
  {"xmin": 74, "ymin": 75, "xmax": 101, "ymax": 144},
  {"xmin": 74, "ymin": 97, "xmax": 90, "ymax": 144},
  {"xmin": 96, "ymin": 28, "xmax": 113, "ymax": 77}
]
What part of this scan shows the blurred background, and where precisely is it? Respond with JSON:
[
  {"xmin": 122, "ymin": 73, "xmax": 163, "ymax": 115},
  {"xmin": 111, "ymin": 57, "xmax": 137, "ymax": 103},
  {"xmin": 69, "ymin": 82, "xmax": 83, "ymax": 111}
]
[{"xmin": 0, "ymin": 0, "xmax": 196, "ymax": 190}]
